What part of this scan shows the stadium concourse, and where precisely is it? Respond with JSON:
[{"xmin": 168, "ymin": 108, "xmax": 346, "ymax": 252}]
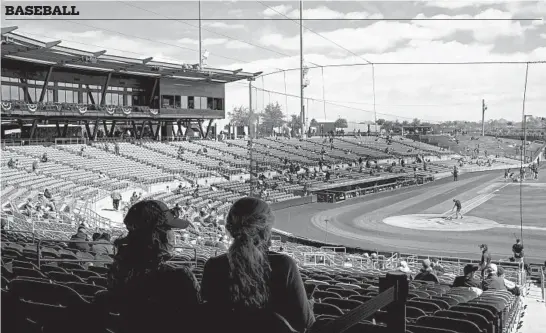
[{"xmin": 1, "ymin": 135, "xmax": 545, "ymax": 333}]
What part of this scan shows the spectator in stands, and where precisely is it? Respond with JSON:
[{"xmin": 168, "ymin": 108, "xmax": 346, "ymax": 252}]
[
  {"xmin": 92, "ymin": 232, "xmax": 101, "ymax": 242},
  {"xmin": 479, "ymin": 244, "xmax": 492, "ymax": 278},
  {"xmin": 452, "ymin": 264, "xmax": 481, "ymax": 288},
  {"xmin": 129, "ymin": 192, "xmax": 139, "ymax": 206},
  {"xmin": 7, "ymin": 158, "xmax": 15, "ymax": 168},
  {"xmin": 106, "ymin": 200, "xmax": 199, "ymax": 333},
  {"xmin": 114, "ymin": 142, "xmax": 120, "ymax": 155},
  {"xmin": 172, "ymin": 203, "xmax": 183, "ymax": 218},
  {"xmin": 398, "ymin": 261, "xmax": 413, "ymax": 280},
  {"xmin": 43, "ymin": 188, "xmax": 52, "ymax": 200},
  {"xmin": 201, "ymin": 197, "xmax": 315, "ymax": 332},
  {"xmin": 41, "ymin": 152, "xmax": 48, "ymax": 162},
  {"xmin": 69, "ymin": 225, "xmax": 90, "ymax": 252},
  {"xmin": 512, "ymin": 239, "xmax": 524, "ymax": 262},
  {"xmin": 497, "ymin": 267, "xmax": 520, "ymax": 296},
  {"xmin": 431, "ymin": 257, "xmax": 445, "ymax": 275},
  {"xmin": 482, "ymin": 264, "xmax": 506, "ymax": 291},
  {"xmin": 32, "ymin": 158, "xmax": 38, "ymax": 172},
  {"xmin": 111, "ymin": 190, "xmax": 122, "ymax": 211},
  {"xmin": 414, "ymin": 259, "xmax": 440, "ymax": 283},
  {"xmin": 92, "ymin": 233, "xmax": 114, "ymax": 256}
]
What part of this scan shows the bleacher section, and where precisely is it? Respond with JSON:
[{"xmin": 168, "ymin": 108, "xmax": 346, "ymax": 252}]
[
  {"xmin": 1, "ymin": 136, "xmax": 534, "ymax": 333},
  {"xmin": 0, "ymin": 228, "xmax": 526, "ymax": 333}
]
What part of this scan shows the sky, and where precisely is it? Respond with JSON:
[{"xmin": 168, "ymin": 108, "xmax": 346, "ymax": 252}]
[{"xmin": 2, "ymin": 0, "xmax": 546, "ymax": 126}]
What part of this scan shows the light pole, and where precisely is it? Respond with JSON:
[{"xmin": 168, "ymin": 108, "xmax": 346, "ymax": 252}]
[
  {"xmin": 198, "ymin": 1, "xmax": 202, "ymax": 68},
  {"xmin": 523, "ymin": 115, "xmax": 532, "ymax": 164},
  {"xmin": 249, "ymin": 77, "xmax": 256, "ymax": 197}
]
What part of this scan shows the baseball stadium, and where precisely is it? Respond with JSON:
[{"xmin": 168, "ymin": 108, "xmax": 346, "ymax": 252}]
[{"xmin": 1, "ymin": 2, "xmax": 546, "ymax": 333}]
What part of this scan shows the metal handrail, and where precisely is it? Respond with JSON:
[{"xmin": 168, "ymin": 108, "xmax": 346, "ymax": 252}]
[{"xmin": 540, "ymin": 267, "xmax": 546, "ymax": 303}]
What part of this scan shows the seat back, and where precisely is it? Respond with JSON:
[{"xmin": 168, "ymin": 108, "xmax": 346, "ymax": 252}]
[
  {"xmin": 48, "ymin": 271, "xmax": 85, "ymax": 283},
  {"xmin": 12, "ymin": 267, "xmax": 47, "ymax": 279},
  {"xmin": 322, "ymin": 297, "xmax": 362, "ymax": 311},
  {"xmin": 407, "ymin": 300, "xmax": 442, "ymax": 313},
  {"xmin": 313, "ymin": 302, "xmax": 344, "ymax": 316},
  {"xmin": 313, "ymin": 290, "xmax": 341, "ymax": 300},
  {"xmin": 434, "ymin": 310, "xmax": 492, "ymax": 333},
  {"xmin": 406, "ymin": 306, "xmax": 427, "ymax": 319},
  {"xmin": 414, "ymin": 297, "xmax": 450, "ymax": 310},
  {"xmin": 407, "ymin": 324, "xmax": 459, "ymax": 333},
  {"xmin": 326, "ymin": 287, "xmax": 360, "ymax": 298},
  {"xmin": 416, "ymin": 316, "xmax": 483, "ymax": 333}
]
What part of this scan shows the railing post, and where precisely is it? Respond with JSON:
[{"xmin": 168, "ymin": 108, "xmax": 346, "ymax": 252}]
[{"xmin": 381, "ymin": 272, "xmax": 409, "ymax": 333}]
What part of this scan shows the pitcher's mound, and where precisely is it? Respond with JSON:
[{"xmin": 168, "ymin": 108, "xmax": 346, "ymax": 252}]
[{"xmin": 383, "ymin": 214, "xmax": 500, "ymax": 231}]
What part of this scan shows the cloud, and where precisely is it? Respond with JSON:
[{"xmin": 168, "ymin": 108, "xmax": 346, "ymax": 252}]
[
  {"xmin": 177, "ymin": 38, "xmax": 228, "ymax": 46},
  {"xmin": 412, "ymin": 9, "xmax": 527, "ymax": 43},
  {"xmin": 225, "ymin": 40, "xmax": 254, "ymax": 49},
  {"xmin": 205, "ymin": 22, "xmax": 245, "ymax": 30},
  {"xmin": 264, "ymin": 5, "xmax": 383, "ymax": 20},
  {"xmin": 260, "ymin": 8, "xmax": 529, "ymax": 53},
  {"xmin": 424, "ymin": 1, "xmax": 510, "ymax": 10},
  {"xmin": 263, "ymin": 4, "xmax": 292, "ymax": 17},
  {"xmin": 227, "ymin": 8, "xmax": 243, "ymax": 16},
  {"xmin": 9, "ymin": 2, "xmax": 544, "ymax": 126}
]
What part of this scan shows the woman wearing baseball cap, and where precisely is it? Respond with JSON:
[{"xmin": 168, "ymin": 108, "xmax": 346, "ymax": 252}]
[{"xmin": 103, "ymin": 200, "xmax": 200, "ymax": 333}]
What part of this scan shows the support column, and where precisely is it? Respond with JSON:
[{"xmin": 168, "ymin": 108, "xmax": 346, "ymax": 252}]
[
  {"xmin": 102, "ymin": 120, "xmax": 109, "ymax": 137},
  {"xmin": 100, "ymin": 72, "xmax": 112, "ymax": 106},
  {"xmin": 84, "ymin": 120, "xmax": 93, "ymax": 139},
  {"xmin": 55, "ymin": 121, "xmax": 62, "ymax": 137},
  {"xmin": 131, "ymin": 121, "xmax": 142, "ymax": 139},
  {"xmin": 149, "ymin": 78, "xmax": 159, "ymax": 107},
  {"xmin": 29, "ymin": 119, "xmax": 38, "ymax": 139},
  {"xmin": 109, "ymin": 120, "xmax": 117, "ymax": 137},
  {"xmin": 205, "ymin": 119, "xmax": 215, "ymax": 138},
  {"xmin": 154, "ymin": 121, "xmax": 162, "ymax": 140},
  {"xmin": 39, "ymin": 66, "xmax": 54, "ymax": 103},
  {"xmin": 62, "ymin": 121, "xmax": 69, "ymax": 137},
  {"xmin": 197, "ymin": 119, "xmax": 205, "ymax": 138},
  {"xmin": 92, "ymin": 119, "xmax": 99, "ymax": 140}
]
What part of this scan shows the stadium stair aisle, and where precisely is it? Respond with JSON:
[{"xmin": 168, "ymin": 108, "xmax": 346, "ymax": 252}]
[{"xmin": 518, "ymin": 283, "xmax": 546, "ymax": 333}]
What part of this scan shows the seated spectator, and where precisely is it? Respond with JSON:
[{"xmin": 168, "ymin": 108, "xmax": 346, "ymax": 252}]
[
  {"xmin": 201, "ymin": 197, "xmax": 315, "ymax": 333},
  {"xmin": 43, "ymin": 188, "xmax": 52, "ymax": 200},
  {"xmin": 69, "ymin": 225, "xmax": 90, "ymax": 252},
  {"xmin": 431, "ymin": 257, "xmax": 445, "ymax": 275},
  {"xmin": 414, "ymin": 259, "xmax": 440, "ymax": 283},
  {"xmin": 92, "ymin": 232, "xmax": 102, "ymax": 242},
  {"xmin": 497, "ymin": 267, "xmax": 520, "ymax": 296},
  {"xmin": 482, "ymin": 264, "xmax": 506, "ymax": 291},
  {"xmin": 106, "ymin": 200, "xmax": 200, "ymax": 333},
  {"xmin": 171, "ymin": 203, "xmax": 183, "ymax": 218},
  {"xmin": 452, "ymin": 264, "xmax": 481, "ymax": 288},
  {"xmin": 92, "ymin": 233, "xmax": 114, "ymax": 256},
  {"xmin": 397, "ymin": 261, "xmax": 413, "ymax": 280}
]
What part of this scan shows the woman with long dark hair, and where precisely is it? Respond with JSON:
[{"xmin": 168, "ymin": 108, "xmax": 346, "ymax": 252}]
[
  {"xmin": 103, "ymin": 200, "xmax": 200, "ymax": 333},
  {"xmin": 201, "ymin": 197, "xmax": 315, "ymax": 332}
]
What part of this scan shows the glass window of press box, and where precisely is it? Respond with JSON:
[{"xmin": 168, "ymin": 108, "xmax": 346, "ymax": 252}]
[{"xmin": 161, "ymin": 95, "xmax": 224, "ymax": 110}]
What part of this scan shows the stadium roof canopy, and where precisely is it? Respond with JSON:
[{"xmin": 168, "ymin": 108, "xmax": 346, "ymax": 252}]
[{"xmin": 1, "ymin": 26, "xmax": 261, "ymax": 83}]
